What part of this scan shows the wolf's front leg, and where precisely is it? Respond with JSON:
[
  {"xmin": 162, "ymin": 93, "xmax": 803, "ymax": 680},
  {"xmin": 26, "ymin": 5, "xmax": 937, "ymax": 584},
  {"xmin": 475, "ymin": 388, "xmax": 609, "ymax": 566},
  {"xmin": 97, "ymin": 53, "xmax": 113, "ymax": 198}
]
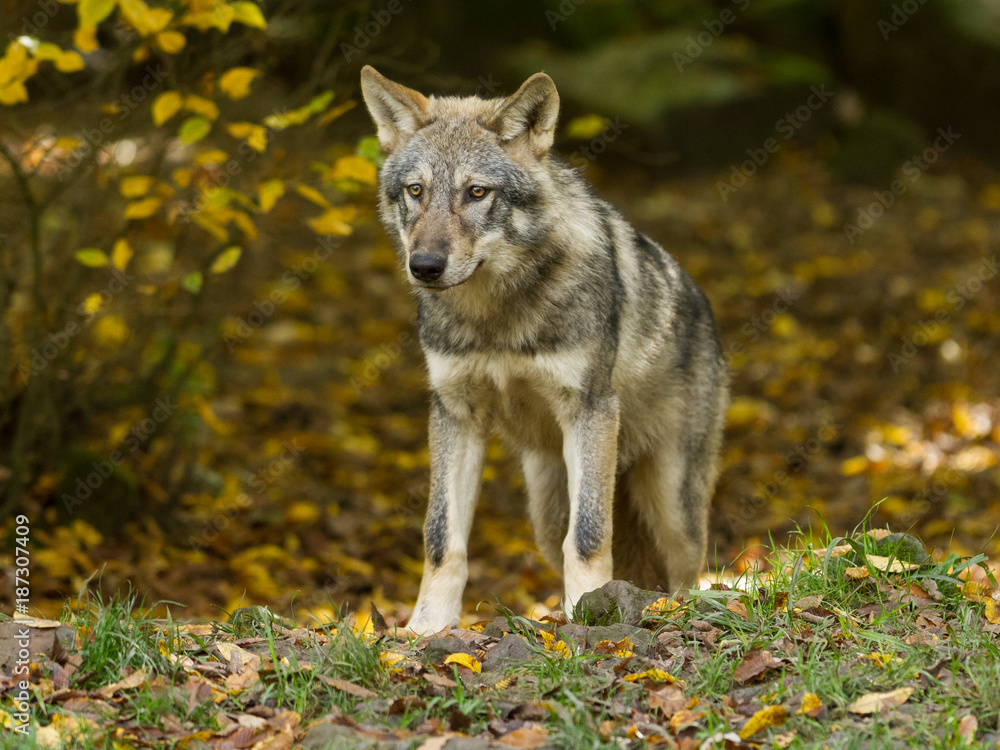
[
  {"xmin": 562, "ymin": 393, "xmax": 620, "ymax": 616},
  {"xmin": 406, "ymin": 394, "xmax": 487, "ymax": 636}
]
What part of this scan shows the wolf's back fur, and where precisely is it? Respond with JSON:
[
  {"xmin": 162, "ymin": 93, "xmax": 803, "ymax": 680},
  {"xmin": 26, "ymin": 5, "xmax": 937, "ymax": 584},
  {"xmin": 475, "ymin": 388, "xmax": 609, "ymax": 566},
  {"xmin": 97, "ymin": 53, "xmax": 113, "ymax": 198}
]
[{"xmin": 361, "ymin": 67, "xmax": 728, "ymax": 633}]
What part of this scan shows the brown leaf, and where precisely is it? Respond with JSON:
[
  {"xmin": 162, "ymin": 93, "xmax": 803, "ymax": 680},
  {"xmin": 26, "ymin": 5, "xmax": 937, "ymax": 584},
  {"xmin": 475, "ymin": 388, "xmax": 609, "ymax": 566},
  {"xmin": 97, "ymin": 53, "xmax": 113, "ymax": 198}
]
[
  {"xmin": 726, "ymin": 599, "xmax": 749, "ymax": 619},
  {"xmin": 647, "ymin": 684, "xmax": 686, "ymax": 718},
  {"xmin": 500, "ymin": 723, "xmax": 549, "ymax": 749},
  {"xmin": 319, "ymin": 676, "xmax": 377, "ymax": 699},
  {"xmin": 847, "ymin": 687, "xmax": 914, "ymax": 714},
  {"xmin": 95, "ymin": 668, "xmax": 147, "ymax": 699},
  {"xmin": 424, "ymin": 672, "xmax": 457, "ymax": 689},
  {"xmin": 389, "ymin": 695, "xmax": 425, "ymax": 714},
  {"xmin": 733, "ymin": 649, "xmax": 782, "ymax": 684},
  {"xmin": 958, "ymin": 714, "xmax": 977, "ymax": 745},
  {"xmin": 369, "ymin": 602, "xmax": 389, "ymax": 633}
]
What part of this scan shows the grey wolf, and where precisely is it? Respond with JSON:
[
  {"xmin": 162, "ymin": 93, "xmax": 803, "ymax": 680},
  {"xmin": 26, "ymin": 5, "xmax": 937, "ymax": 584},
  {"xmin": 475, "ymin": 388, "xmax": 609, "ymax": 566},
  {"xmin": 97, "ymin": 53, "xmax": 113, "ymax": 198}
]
[{"xmin": 360, "ymin": 66, "xmax": 729, "ymax": 635}]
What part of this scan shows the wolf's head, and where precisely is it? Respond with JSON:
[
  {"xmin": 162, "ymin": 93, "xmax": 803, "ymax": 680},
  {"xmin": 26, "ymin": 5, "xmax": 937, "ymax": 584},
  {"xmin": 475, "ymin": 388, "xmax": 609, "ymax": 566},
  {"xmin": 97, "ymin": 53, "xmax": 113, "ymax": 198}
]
[{"xmin": 360, "ymin": 67, "xmax": 560, "ymax": 291}]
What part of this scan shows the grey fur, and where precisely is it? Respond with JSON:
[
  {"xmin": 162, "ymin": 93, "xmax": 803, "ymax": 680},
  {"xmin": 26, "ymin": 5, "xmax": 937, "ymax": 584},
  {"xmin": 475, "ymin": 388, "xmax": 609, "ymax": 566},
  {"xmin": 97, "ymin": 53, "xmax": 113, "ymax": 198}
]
[{"xmin": 360, "ymin": 66, "xmax": 729, "ymax": 634}]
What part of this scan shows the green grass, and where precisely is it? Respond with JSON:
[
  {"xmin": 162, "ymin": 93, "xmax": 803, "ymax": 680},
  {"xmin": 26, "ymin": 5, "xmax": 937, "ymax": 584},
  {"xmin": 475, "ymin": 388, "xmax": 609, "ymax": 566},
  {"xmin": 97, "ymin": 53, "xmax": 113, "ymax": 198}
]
[{"xmin": 6, "ymin": 524, "xmax": 999, "ymax": 748}]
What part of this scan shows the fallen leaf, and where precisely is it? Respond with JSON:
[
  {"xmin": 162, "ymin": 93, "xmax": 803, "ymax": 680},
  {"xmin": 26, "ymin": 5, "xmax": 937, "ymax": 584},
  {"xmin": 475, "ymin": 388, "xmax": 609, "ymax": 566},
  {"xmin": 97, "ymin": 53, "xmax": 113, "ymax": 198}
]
[
  {"xmin": 319, "ymin": 676, "xmax": 377, "ymax": 699},
  {"xmin": 733, "ymin": 649, "xmax": 782, "ymax": 684},
  {"xmin": 500, "ymin": 723, "xmax": 549, "ymax": 749},
  {"xmin": 958, "ymin": 714, "xmax": 977, "ymax": 746},
  {"xmin": 847, "ymin": 687, "xmax": 914, "ymax": 714},
  {"xmin": 443, "ymin": 652, "xmax": 481, "ymax": 673},
  {"xmin": 797, "ymin": 692, "xmax": 824, "ymax": 717},
  {"xmin": 739, "ymin": 705, "xmax": 788, "ymax": 739}
]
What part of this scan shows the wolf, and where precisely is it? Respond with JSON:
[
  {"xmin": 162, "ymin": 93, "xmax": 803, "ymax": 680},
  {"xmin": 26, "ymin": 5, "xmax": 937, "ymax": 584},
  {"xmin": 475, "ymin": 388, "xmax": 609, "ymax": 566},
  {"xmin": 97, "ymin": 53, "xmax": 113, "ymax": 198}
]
[{"xmin": 360, "ymin": 66, "xmax": 729, "ymax": 635}]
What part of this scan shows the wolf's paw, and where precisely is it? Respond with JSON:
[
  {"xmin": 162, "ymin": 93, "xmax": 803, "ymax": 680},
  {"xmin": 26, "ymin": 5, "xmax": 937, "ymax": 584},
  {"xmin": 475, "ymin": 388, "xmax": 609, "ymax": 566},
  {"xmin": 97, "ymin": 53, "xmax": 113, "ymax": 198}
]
[{"xmin": 402, "ymin": 617, "xmax": 453, "ymax": 639}]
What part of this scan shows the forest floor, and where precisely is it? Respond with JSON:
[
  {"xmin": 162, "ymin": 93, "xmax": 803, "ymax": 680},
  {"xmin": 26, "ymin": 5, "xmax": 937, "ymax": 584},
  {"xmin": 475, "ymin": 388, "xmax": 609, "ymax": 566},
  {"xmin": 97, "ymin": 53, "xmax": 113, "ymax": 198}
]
[{"xmin": 4, "ymin": 144, "xmax": 1000, "ymax": 746}]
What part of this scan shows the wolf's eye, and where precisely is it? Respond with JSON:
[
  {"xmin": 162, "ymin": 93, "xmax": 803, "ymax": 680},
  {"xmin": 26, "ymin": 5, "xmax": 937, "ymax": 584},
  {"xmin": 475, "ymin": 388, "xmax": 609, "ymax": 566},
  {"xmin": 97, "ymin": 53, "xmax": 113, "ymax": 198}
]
[
  {"xmin": 468, "ymin": 185, "xmax": 489, "ymax": 201},
  {"xmin": 406, "ymin": 184, "xmax": 422, "ymax": 198}
]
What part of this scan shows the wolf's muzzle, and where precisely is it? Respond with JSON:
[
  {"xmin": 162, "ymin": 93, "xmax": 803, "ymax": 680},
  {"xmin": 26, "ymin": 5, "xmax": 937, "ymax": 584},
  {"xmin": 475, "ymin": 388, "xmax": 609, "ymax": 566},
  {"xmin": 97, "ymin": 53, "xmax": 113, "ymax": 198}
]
[{"xmin": 409, "ymin": 253, "xmax": 447, "ymax": 282}]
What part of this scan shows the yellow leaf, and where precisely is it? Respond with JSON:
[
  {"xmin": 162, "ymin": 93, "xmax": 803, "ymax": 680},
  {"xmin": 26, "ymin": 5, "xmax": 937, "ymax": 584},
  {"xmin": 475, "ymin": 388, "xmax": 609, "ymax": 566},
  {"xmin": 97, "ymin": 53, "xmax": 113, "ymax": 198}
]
[
  {"xmin": 111, "ymin": 239, "xmax": 133, "ymax": 271},
  {"xmin": 739, "ymin": 705, "xmax": 788, "ymax": 739},
  {"xmin": 55, "ymin": 50, "xmax": 85, "ymax": 72},
  {"xmin": 119, "ymin": 0, "xmax": 172, "ymax": 35},
  {"xmin": 962, "ymin": 580, "xmax": 1000, "ymax": 624},
  {"xmin": 286, "ymin": 501, "xmax": 320, "ymax": 524},
  {"xmin": 847, "ymin": 687, "xmax": 914, "ymax": 714},
  {"xmin": 34, "ymin": 43, "xmax": 63, "ymax": 62},
  {"xmin": 231, "ymin": 1, "xmax": 267, "ymax": 28},
  {"xmin": 0, "ymin": 81, "xmax": 29, "ymax": 105},
  {"xmin": 537, "ymin": 630, "xmax": 571, "ymax": 659},
  {"xmin": 225, "ymin": 121, "xmax": 267, "ymax": 152},
  {"xmin": 841, "ymin": 456, "xmax": 868, "ymax": 476},
  {"xmin": 325, "ymin": 155, "xmax": 377, "ymax": 185},
  {"xmin": 642, "ymin": 596, "xmax": 681, "ymax": 619},
  {"xmin": 307, "ymin": 206, "xmax": 356, "ymax": 236},
  {"xmin": 184, "ymin": 94, "xmax": 219, "ymax": 121},
  {"xmin": 120, "ymin": 175, "xmax": 155, "ymax": 198},
  {"xmin": 93, "ymin": 315, "xmax": 128, "ymax": 346},
  {"xmin": 844, "ymin": 566, "xmax": 869, "ymax": 580},
  {"xmin": 152, "ymin": 91, "xmax": 183, "ymax": 125},
  {"xmin": 210, "ymin": 246, "xmax": 242, "ymax": 274},
  {"xmin": 74, "ymin": 25, "xmax": 100, "ymax": 53},
  {"xmin": 81, "ymin": 293, "xmax": 103, "ymax": 315},
  {"xmin": 229, "ymin": 210, "xmax": 257, "ymax": 240},
  {"xmin": 172, "ymin": 167, "xmax": 192, "ymax": 187},
  {"xmin": 75, "ymin": 248, "xmax": 109, "ymax": 267},
  {"xmin": 295, "ymin": 184, "xmax": 332, "ymax": 209},
  {"xmin": 182, "ymin": 4, "xmax": 234, "ymax": 32},
  {"xmin": 443, "ymin": 653, "xmax": 482, "ymax": 673},
  {"xmin": 565, "ymin": 113, "xmax": 607, "ymax": 140},
  {"xmin": 178, "ymin": 116, "xmax": 212, "ymax": 144},
  {"xmin": 258, "ymin": 179, "xmax": 284, "ymax": 212},
  {"xmin": 156, "ymin": 31, "xmax": 186, "ymax": 54},
  {"xmin": 124, "ymin": 197, "xmax": 162, "ymax": 219},
  {"xmin": 219, "ymin": 67, "xmax": 260, "ymax": 100},
  {"xmin": 78, "ymin": 0, "xmax": 117, "ymax": 27},
  {"xmin": 194, "ymin": 149, "xmax": 228, "ymax": 165},
  {"xmin": 797, "ymin": 693, "xmax": 824, "ymax": 716},
  {"xmin": 622, "ymin": 669, "xmax": 679, "ymax": 684}
]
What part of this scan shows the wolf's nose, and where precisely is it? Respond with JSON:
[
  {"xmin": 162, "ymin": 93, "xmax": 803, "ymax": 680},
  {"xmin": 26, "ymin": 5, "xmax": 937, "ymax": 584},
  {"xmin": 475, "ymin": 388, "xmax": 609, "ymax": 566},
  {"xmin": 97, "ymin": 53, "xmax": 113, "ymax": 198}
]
[{"xmin": 409, "ymin": 253, "xmax": 446, "ymax": 281}]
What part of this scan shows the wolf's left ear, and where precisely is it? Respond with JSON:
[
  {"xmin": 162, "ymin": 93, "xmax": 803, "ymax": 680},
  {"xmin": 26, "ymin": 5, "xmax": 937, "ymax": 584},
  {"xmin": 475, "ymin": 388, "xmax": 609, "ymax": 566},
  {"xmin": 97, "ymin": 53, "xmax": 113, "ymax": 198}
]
[
  {"xmin": 491, "ymin": 73, "xmax": 559, "ymax": 158},
  {"xmin": 360, "ymin": 66, "xmax": 430, "ymax": 154}
]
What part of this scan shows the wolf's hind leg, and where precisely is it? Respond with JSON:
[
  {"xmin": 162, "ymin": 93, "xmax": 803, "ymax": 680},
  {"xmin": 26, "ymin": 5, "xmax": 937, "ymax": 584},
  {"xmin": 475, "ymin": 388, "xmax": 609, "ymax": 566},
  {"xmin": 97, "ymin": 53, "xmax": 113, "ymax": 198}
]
[
  {"xmin": 521, "ymin": 450, "xmax": 569, "ymax": 573},
  {"xmin": 625, "ymin": 439, "xmax": 711, "ymax": 592}
]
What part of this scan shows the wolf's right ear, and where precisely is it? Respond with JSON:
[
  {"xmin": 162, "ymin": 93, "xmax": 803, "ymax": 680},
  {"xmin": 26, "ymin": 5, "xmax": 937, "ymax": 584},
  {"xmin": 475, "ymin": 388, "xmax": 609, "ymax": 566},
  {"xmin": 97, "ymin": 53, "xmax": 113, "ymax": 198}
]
[
  {"xmin": 360, "ymin": 66, "xmax": 430, "ymax": 154},
  {"xmin": 491, "ymin": 73, "xmax": 559, "ymax": 158}
]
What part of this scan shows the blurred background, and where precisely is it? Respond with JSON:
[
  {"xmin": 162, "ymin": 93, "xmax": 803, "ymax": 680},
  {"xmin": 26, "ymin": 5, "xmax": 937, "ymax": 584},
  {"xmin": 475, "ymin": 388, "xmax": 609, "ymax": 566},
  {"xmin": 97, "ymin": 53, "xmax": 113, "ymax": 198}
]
[{"xmin": 1, "ymin": 0, "xmax": 999, "ymax": 624}]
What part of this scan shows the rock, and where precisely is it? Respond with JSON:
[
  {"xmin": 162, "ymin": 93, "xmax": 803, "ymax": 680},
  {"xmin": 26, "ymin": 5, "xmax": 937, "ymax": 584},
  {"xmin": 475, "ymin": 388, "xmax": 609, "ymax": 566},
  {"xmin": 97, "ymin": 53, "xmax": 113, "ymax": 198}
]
[
  {"xmin": 423, "ymin": 636, "xmax": 476, "ymax": 664},
  {"xmin": 482, "ymin": 634, "xmax": 531, "ymax": 672},
  {"xmin": 0, "ymin": 620, "xmax": 75, "ymax": 671},
  {"xmin": 575, "ymin": 580, "xmax": 664, "ymax": 626},
  {"xmin": 873, "ymin": 533, "xmax": 931, "ymax": 565},
  {"xmin": 556, "ymin": 623, "xmax": 589, "ymax": 651},
  {"xmin": 443, "ymin": 738, "xmax": 491, "ymax": 750},
  {"xmin": 480, "ymin": 617, "xmax": 512, "ymax": 638},
  {"xmin": 587, "ymin": 624, "xmax": 656, "ymax": 656}
]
